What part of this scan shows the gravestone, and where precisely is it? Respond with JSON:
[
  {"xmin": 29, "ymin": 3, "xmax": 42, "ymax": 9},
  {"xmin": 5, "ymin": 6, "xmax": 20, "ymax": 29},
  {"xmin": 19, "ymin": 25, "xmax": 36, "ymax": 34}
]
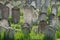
[
  {"xmin": 12, "ymin": 7, "xmax": 20, "ymax": 23},
  {"xmin": 2, "ymin": 6, "xmax": 9, "ymax": 19},
  {"xmin": 23, "ymin": 5, "xmax": 33, "ymax": 26},
  {"xmin": 0, "ymin": 3, "xmax": 3, "ymax": 20}
]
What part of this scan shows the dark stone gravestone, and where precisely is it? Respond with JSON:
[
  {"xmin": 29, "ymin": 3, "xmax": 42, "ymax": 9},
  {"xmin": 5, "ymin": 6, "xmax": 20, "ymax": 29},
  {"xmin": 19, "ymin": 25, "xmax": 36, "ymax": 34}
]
[
  {"xmin": 2, "ymin": 6, "xmax": 9, "ymax": 19},
  {"xmin": 0, "ymin": 3, "xmax": 3, "ymax": 20},
  {"xmin": 12, "ymin": 7, "xmax": 20, "ymax": 24}
]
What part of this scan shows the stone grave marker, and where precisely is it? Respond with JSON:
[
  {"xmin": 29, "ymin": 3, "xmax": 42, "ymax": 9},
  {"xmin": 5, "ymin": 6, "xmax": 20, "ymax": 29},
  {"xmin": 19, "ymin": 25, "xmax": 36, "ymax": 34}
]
[
  {"xmin": 12, "ymin": 7, "xmax": 20, "ymax": 23},
  {"xmin": 0, "ymin": 3, "xmax": 3, "ymax": 20},
  {"xmin": 2, "ymin": 6, "xmax": 9, "ymax": 19},
  {"xmin": 23, "ymin": 5, "xmax": 33, "ymax": 25}
]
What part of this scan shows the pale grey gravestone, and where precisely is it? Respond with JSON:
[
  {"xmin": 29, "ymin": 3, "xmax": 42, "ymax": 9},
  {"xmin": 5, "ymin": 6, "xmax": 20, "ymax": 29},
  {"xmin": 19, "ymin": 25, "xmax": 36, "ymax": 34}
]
[
  {"xmin": 6, "ymin": 3, "xmax": 14, "ymax": 17},
  {"xmin": 23, "ymin": 5, "xmax": 33, "ymax": 26}
]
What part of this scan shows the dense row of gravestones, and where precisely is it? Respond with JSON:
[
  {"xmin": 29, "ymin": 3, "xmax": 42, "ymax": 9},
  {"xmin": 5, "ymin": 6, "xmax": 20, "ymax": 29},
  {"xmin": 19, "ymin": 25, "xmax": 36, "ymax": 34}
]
[{"xmin": 0, "ymin": 0, "xmax": 60, "ymax": 40}]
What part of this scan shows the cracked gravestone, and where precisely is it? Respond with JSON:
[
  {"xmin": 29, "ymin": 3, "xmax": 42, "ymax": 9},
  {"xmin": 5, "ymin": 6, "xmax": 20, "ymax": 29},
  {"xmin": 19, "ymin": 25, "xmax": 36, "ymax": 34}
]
[
  {"xmin": 12, "ymin": 7, "xmax": 20, "ymax": 24},
  {"xmin": 2, "ymin": 6, "xmax": 9, "ymax": 19}
]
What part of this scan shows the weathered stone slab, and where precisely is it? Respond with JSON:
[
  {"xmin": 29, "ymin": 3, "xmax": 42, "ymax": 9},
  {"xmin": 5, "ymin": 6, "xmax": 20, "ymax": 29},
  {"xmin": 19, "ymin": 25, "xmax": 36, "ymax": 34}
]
[
  {"xmin": 23, "ymin": 5, "xmax": 33, "ymax": 25},
  {"xmin": 2, "ymin": 6, "xmax": 9, "ymax": 19},
  {"xmin": 0, "ymin": 3, "xmax": 3, "ymax": 19},
  {"xmin": 12, "ymin": 7, "xmax": 20, "ymax": 23}
]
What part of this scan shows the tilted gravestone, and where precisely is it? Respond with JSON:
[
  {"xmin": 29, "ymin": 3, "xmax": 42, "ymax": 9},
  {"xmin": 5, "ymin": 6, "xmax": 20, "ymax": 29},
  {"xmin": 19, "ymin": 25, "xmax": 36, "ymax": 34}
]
[
  {"xmin": 2, "ymin": 6, "xmax": 9, "ymax": 19},
  {"xmin": 12, "ymin": 7, "xmax": 20, "ymax": 24}
]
